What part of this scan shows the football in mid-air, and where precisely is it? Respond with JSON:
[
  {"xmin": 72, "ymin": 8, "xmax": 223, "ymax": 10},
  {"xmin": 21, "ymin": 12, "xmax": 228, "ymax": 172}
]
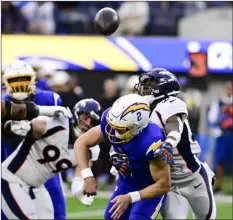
[{"xmin": 94, "ymin": 7, "xmax": 120, "ymax": 36}]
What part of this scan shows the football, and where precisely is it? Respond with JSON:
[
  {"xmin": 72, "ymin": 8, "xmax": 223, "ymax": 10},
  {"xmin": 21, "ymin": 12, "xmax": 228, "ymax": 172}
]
[{"xmin": 94, "ymin": 7, "xmax": 120, "ymax": 36}]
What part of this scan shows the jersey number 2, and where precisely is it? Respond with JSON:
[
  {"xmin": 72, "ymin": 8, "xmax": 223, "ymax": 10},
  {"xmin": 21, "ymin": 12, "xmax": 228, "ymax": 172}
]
[
  {"xmin": 38, "ymin": 145, "xmax": 73, "ymax": 173},
  {"xmin": 137, "ymin": 112, "xmax": 142, "ymax": 121}
]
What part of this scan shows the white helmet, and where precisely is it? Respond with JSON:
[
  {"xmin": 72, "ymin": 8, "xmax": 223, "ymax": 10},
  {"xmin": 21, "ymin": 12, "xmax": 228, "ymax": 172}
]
[
  {"xmin": 3, "ymin": 60, "xmax": 36, "ymax": 100},
  {"xmin": 106, "ymin": 94, "xmax": 150, "ymax": 144}
]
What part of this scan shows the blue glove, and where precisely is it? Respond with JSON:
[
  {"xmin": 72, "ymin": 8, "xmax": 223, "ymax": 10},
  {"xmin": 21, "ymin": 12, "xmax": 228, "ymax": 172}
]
[
  {"xmin": 158, "ymin": 142, "xmax": 174, "ymax": 165},
  {"xmin": 110, "ymin": 154, "xmax": 132, "ymax": 178}
]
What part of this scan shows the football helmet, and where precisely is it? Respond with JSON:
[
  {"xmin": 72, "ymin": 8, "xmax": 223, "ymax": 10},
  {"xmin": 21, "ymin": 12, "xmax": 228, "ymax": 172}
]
[
  {"xmin": 105, "ymin": 94, "xmax": 150, "ymax": 144},
  {"xmin": 135, "ymin": 68, "xmax": 180, "ymax": 101},
  {"xmin": 3, "ymin": 60, "xmax": 36, "ymax": 100},
  {"xmin": 72, "ymin": 98, "xmax": 103, "ymax": 137}
]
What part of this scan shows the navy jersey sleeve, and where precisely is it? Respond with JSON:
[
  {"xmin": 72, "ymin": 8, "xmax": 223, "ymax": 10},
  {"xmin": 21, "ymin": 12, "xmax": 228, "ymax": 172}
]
[
  {"xmin": 100, "ymin": 107, "xmax": 111, "ymax": 139},
  {"xmin": 144, "ymin": 125, "xmax": 166, "ymax": 161}
]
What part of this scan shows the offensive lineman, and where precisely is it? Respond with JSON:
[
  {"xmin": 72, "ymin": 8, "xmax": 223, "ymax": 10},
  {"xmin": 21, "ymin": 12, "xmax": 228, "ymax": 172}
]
[
  {"xmin": 74, "ymin": 94, "xmax": 171, "ymax": 220},
  {"xmin": 2, "ymin": 60, "xmax": 67, "ymax": 219},
  {"xmin": 1, "ymin": 98, "xmax": 103, "ymax": 219},
  {"xmin": 135, "ymin": 68, "xmax": 216, "ymax": 219}
]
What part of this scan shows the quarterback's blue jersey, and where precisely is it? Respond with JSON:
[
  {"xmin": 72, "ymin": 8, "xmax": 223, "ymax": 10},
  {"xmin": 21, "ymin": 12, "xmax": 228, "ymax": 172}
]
[
  {"xmin": 100, "ymin": 108, "xmax": 166, "ymax": 191},
  {"xmin": 1, "ymin": 90, "xmax": 66, "ymax": 220},
  {"xmin": 101, "ymin": 108, "xmax": 167, "ymax": 220}
]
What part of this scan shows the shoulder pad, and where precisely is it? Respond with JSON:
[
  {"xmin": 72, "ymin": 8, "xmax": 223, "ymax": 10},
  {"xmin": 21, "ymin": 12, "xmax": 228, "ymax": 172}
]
[{"xmin": 155, "ymin": 97, "xmax": 188, "ymax": 124}]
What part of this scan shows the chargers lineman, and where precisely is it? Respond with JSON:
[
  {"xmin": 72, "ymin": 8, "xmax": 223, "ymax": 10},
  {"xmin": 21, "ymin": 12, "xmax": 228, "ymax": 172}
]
[
  {"xmin": 2, "ymin": 98, "xmax": 103, "ymax": 219},
  {"xmin": 135, "ymin": 68, "xmax": 216, "ymax": 219}
]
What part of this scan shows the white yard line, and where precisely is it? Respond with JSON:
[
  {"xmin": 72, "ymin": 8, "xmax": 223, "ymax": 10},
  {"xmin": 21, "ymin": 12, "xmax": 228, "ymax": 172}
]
[{"xmin": 67, "ymin": 209, "xmax": 105, "ymax": 218}]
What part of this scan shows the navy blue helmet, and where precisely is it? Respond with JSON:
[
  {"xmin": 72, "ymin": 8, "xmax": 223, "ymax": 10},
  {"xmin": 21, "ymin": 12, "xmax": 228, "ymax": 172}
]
[
  {"xmin": 72, "ymin": 98, "xmax": 103, "ymax": 136},
  {"xmin": 135, "ymin": 68, "xmax": 180, "ymax": 100}
]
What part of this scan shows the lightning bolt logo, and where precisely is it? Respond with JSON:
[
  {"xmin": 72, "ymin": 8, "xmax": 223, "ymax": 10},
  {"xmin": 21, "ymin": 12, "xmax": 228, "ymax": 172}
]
[
  {"xmin": 120, "ymin": 103, "xmax": 150, "ymax": 119},
  {"xmin": 146, "ymin": 140, "xmax": 163, "ymax": 155}
]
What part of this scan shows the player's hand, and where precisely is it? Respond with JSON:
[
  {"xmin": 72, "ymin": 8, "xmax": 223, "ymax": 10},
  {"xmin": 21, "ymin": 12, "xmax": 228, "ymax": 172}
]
[
  {"xmin": 109, "ymin": 194, "xmax": 131, "ymax": 219},
  {"xmin": 54, "ymin": 107, "xmax": 73, "ymax": 118},
  {"xmin": 4, "ymin": 120, "xmax": 31, "ymax": 136},
  {"xmin": 158, "ymin": 142, "xmax": 174, "ymax": 165},
  {"xmin": 110, "ymin": 154, "xmax": 132, "ymax": 179},
  {"xmin": 83, "ymin": 176, "xmax": 97, "ymax": 197},
  {"xmin": 71, "ymin": 177, "xmax": 94, "ymax": 206}
]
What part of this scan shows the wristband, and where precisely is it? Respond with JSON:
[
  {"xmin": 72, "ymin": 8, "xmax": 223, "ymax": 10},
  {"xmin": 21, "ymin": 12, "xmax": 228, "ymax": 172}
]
[
  {"xmin": 81, "ymin": 168, "xmax": 93, "ymax": 179},
  {"xmin": 128, "ymin": 191, "xmax": 141, "ymax": 203}
]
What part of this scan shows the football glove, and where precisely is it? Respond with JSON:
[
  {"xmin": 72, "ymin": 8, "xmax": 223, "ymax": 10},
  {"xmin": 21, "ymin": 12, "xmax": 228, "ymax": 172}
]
[
  {"xmin": 109, "ymin": 154, "xmax": 132, "ymax": 179},
  {"xmin": 71, "ymin": 177, "xmax": 94, "ymax": 206},
  {"xmin": 4, "ymin": 120, "xmax": 31, "ymax": 137},
  {"xmin": 157, "ymin": 142, "xmax": 174, "ymax": 165}
]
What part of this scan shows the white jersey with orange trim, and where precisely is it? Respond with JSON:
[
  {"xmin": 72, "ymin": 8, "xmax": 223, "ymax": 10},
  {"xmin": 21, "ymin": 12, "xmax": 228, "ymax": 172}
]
[
  {"xmin": 2, "ymin": 115, "xmax": 77, "ymax": 188},
  {"xmin": 150, "ymin": 96, "xmax": 202, "ymax": 183}
]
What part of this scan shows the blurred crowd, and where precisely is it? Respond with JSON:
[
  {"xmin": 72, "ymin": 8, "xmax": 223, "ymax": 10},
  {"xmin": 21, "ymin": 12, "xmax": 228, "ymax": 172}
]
[
  {"xmin": 2, "ymin": 59, "xmax": 232, "ymax": 193},
  {"xmin": 2, "ymin": 1, "xmax": 232, "ymax": 36}
]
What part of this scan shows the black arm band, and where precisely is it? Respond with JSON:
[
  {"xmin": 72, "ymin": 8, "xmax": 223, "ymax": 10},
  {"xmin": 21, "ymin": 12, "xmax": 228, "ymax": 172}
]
[
  {"xmin": 24, "ymin": 102, "xmax": 39, "ymax": 120},
  {"xmin": 4, "ymin": 100, "xmax": 12, "ymax": 120},
  {"xmin": 88, "ymin": 149, "xmax": 92, "ymax": 160}
]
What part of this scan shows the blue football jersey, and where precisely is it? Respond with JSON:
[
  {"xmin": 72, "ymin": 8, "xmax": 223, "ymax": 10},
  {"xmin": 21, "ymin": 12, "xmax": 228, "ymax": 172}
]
[{"xmin": 100, "ymin": 108, "xmax": 166, "ymax": 192}]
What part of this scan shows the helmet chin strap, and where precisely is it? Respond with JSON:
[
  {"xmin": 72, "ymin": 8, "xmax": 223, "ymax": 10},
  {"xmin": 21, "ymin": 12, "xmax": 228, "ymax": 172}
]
[{"xmin": 73, "ymin": 126, "xmax": 83, "ymax": 138}]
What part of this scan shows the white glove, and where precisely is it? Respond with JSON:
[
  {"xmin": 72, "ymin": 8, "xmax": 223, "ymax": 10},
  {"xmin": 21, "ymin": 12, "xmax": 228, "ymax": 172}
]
[
  {"xmin": 110, "ymin": 166, "xmax": 119, "ymax": 177},
  {"xmin": 38, "ymin": 106, "xmax": 73, "ymax": 118},
  {"xmin": 71, "ymin": 177, "xmax": 94, "ymax": 206},
  {"xmin": 5, "ymin": 120, "xmax": 31, "ymax": 136}
]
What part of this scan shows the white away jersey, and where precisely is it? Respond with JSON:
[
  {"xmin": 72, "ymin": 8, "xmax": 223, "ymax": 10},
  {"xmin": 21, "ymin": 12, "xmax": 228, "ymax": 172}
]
[
  {"xmin": 2, "ymin": 115, "xmax": 77, "ymax": 187},
  {"xmin": 150, "ymin": 96, "xmax": 201, "ymax": 183}
]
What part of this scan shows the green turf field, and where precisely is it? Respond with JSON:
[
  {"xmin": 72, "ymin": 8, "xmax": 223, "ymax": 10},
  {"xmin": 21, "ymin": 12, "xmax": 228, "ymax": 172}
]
[{"xmin": 66, "ymin": 197, "xmax": 232, "ymax": 219}]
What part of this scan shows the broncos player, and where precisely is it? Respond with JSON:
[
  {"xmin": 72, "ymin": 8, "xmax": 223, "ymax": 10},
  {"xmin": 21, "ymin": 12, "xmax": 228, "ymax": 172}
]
[
  {"xmin": 134, "ymin": 68, "xmax": 216, "ymax": 219},
  {"xmin": 2, "ymin": 60, "xmax": 66, "ymax": 219},
  {"xmin": 74, "ymin": 94, "xmax": 171, "ymax": 220},
  {"xmin": 2, "ymin": 98, "xmax": 103, "ymax": 219}
]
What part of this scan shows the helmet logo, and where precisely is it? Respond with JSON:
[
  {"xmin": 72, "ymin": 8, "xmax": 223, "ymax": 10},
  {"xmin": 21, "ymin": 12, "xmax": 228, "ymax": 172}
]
[{"xmin": 120, "ymin": 103, "xmax": 150, "ymax": 120}]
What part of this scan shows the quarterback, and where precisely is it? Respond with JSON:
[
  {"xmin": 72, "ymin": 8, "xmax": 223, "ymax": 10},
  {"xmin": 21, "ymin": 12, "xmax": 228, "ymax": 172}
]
[
  {"xmin": 136, "ymin": 68, "xmax": 216, "ymax": 219},
  {"xmin": 74, "ymin": 94, "xmax": 171, "ymax": 220}
]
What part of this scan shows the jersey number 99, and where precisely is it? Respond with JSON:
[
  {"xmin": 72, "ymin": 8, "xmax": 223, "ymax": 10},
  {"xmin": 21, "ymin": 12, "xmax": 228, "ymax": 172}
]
[{"xmin": 38, "ymin": 145, "xmax": 73, "ymax": 173}]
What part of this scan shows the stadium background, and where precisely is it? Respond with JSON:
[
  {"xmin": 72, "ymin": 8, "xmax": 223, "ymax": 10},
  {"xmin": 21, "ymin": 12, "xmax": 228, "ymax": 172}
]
[{"xmin": 1, "ymin": 1, "xmax": 232, "ymax": 219}]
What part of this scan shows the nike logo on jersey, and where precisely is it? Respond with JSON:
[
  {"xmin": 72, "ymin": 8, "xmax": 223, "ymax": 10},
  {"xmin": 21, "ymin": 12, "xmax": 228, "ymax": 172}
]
[
  {"xmin": 170, "ymin": 99, "xmax": 176, "ymax": 103},
  {"xmin": 194, "ymin": 183, "xmax": 202, "ymax": 189}
]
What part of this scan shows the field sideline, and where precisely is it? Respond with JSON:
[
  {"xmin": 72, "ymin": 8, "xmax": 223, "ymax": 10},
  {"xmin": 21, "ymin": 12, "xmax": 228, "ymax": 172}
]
[{"xmin": 66, "ymin": 191, "xmax": 232, "ymax": 219}]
